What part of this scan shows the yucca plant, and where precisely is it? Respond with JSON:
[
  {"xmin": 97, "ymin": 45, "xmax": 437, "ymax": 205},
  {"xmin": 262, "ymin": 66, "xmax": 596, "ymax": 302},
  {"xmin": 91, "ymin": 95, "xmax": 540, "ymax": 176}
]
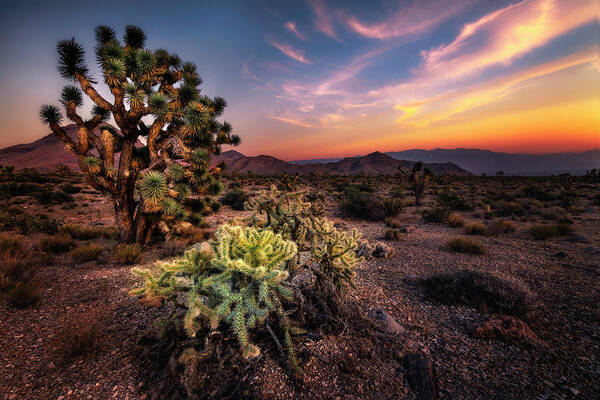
[
  {"xmin": 40, "ymin": 25, "xmax": 240, "ymax": 243},
  {"xmin": 131, "ymin": 224, "xmax": 302, "ymax": 375}
]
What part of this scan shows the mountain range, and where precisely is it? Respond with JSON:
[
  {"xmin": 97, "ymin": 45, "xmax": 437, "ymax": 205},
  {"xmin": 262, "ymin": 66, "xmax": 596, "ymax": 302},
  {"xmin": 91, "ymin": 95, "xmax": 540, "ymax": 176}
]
[
  {"xmin": 293, "ymin": 148, "xmax": 600, "ymax": 176},
  {"xmin": 1, "ymin": 124, "xmax": 597, "ymax": 175}
]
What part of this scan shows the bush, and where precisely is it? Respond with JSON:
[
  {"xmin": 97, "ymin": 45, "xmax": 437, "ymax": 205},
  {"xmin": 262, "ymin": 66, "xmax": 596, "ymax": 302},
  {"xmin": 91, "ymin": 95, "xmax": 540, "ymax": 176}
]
[
  {"xmin": 529, "ymin": 223, "xmax": 574, "ymax": 240},
  {"xmin": 5, "ymin": 281, "xmax": 40, "ymax": 308},
  {"xmin": 447, "ymin": 237, "xmax": 485, "ymax": 254},
  {"xmin": 59, "ymin": 307, "xmax": 102, "ymax": 355},
  {"xmin": 447, "ymin": 212, "xmax": 466, "ymax": 227},
  {"xmin": 41, "ymin": 233, "xmax": 76, "ymax": 253},
  {"xmin": 62, "ymin": 224, "xmax": 102, "ymax": 240},
  {"xmin": 15, "ymin": 213, "xmax": 63, "ymax": 234},
  {"xmin": 114, "ymin": 244, "xmax": 142, "ymax": 264},
  {"xmin": 437, "ymin": 191, "xmax": 472, "ymax": 210},
  {"xmin": 60, "ymin": 184, "xmax": 81, "ymax": 194},
  {"xmin": 384, "ymin": 229, "xmax": 402, "ymax": 241},
  {"xmin": 184, "ymin": 197, "xmax": 207, "ymax": 212},
  {"xmin": 464, "ymin": 222, "xmax": 486, "ymax": 235},
  {"xmin": 339, "ymin": 186, "xmax": 401, "ymax": 220},
  {"xmin": 220, "ymin": 188, "xmax": 249, "ymax": 211},
  {"xmin": 421, "ymin": 269, "xmax": 536, "ymax": 319},
  {"xmin": 70, "ymin": 244, "xmax": 103, "ymax": 263},
  {"xmin": 188, "ymin": 212, "xmax": 210, "ymax": 228},
  {"xmin": 488, "ymin": 220, "xmax": 516, "ymax": 235},
  {"xmin": 422, "ymin": 207, "xmax": 448, "ymax": 223}
]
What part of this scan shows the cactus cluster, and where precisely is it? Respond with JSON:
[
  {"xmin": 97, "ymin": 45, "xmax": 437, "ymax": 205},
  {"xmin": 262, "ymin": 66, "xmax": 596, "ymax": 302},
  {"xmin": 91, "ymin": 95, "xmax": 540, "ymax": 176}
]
[
  {"xmin": 246, "ymin": 185, "xmax": 362, "ymax": 286},
  {"xmin": 132, "ymin": 224, "xmax": 302, "ymax": 373}
]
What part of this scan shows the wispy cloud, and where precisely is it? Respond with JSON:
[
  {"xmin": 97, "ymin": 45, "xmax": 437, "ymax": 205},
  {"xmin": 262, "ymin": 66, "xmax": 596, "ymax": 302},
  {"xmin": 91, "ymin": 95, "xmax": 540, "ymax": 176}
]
[
  {"xmin": 269, "ymin": 41, "xmax": 312, "ymax": 64},
  {"xmin": 284, "ymin": 21, "xmax": 306, "ymax": 40},
  {"xmin": 346, "ymin": 0, "xmax": 473, "ymax": 40},
  {"xmin": 309, "ymin": 0, "xmax": 338, "ymax": 40},
  {"xmin": 419, "ymin": 0, "xmax": 595, "ymax": 80}
]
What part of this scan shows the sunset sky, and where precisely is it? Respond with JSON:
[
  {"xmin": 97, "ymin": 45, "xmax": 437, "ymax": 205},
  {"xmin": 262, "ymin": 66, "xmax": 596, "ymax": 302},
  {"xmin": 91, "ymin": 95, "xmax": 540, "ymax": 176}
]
[{"xmin": 0, "ymin": 0, "xmax": 598, "ymax": 160}]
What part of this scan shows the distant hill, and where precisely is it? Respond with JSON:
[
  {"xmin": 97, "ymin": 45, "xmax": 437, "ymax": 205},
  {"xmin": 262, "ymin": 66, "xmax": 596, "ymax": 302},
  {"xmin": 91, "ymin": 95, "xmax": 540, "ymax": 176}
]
[
  {"xmin": 385, "ymin": 148, "xmax": 600, "ymax": 175},
  {"xmin": 0, "ymin": 124, "xmax": 134, "ymax": 171},
  {"xmin": 212, "ymin": 150, "xmax": 471, "ymax": 176}
]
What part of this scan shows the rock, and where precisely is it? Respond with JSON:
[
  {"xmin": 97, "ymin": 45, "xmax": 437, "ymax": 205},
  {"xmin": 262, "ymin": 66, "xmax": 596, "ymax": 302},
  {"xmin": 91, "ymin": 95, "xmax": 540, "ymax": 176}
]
[
  {"xmin": 473, "ymin": 315, "xmax": 547, "ymax": 348},
  {"xmin": 566, "ymin": 234, "xmax": 591, "ymax": 244},
  {"xmin": 404, "ymin": 348, "xmax": 438, "ymax": 400},
  {"xmin": 372, "ymin": 242, "xmax": 395, "ymax": 258},
  {"xmin": 584, "ymin": 246, "xmax": 600, "ymax": 256},
  {"xmin": 367, "ymin": 308, "xmax": 405, "ymax": 335}
]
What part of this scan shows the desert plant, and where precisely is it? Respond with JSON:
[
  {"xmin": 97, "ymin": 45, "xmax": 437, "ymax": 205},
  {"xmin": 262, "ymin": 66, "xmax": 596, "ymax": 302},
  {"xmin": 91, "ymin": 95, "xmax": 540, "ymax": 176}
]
[
  {"xmin": 59, "ymin": 307, "xmax": 103, "ymax": 355},
  {"xmin": 409, "ymin": 162, "xmax": 433, "ymax": 207},
  {"xmin": 447, "ymin": 237, "xmax": 485, "ymax": 254},
  {"xmin": 70, "ymin": 244, "xmax": 103, "ymax": 262},
  {"xmin": 464, "ymin": 222, "xmax": 486, "ymax": 235},
  {"xmin": 338, "ymin": 185, "xmax": 401, "ymax": 220},
  {"xmin": 529, "ymin": 223, "xmax": 574, "ymax": 240},
  {"xmin": 437, "ymin": 191, "xmax": 472, "ymax": 211},
  {"xmin": 220, "ymin": 188, "xmax": 249, "ymax": 211},
  {"xmin": 132, "ymin": 225, "xmax": 302, "ymax": 373},
  {"xmin": 5, "ymin": 281, "xmax": 41, "ymax": 308},
  {"xmin": 422, "ymin": 207, "xmax": 448, "ymax": 223},
  {"xmin": 421, "ymin": 269, "xmax": 536, "ymax": 319},
  {"xmin": 384, "ymin": 228, "xmax": 402, "ymax": 241},
  {"xmin": 488, "ymin": 219, "xmax": 517, "ymax": 235},
  {"xmin": 447, "ymin": 212, "xmax": 466, "ymax": 227},
  {"xmin": 41, "ymin": 233, "xmax": 76, "ymax": 253},
  {"xmin": 114, "ymin": 243, "xmax": 142, "ymax": 264},
  {"xmin": 40, "ymin": 25, "xmax": 240, "ymax": 243}
]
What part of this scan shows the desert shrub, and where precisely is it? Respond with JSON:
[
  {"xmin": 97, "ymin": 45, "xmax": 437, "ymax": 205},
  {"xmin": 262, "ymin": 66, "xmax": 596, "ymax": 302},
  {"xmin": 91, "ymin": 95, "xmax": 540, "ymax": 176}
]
[
  {"xmin": 522, "ymin": 185, "xmax": 553, "ymax": 201},
  {"xmin": 339, "ymin": 186, "xmax": 401, "ymax": 220},
  {"xmin": 422, "ymin": 207, "xmax": 448, "ymax": 223},
  {"xmin": 447, "ymin": 212, "xmax": 466, "ymax": 227},
  {"xmin": 188, "ymin": 212, "xmax": 210, "ymax": 228},
  {"xmin": 209, "ymin": 200, "xmax": 222, "ymax": 212},
  {"xmin": 0, "ymin": 237, "xmax": 23, "ymax": 256},
  {"xmin": 5, "ymin": 281, "xmax": 40, "ymax": 308},
  {"xmin": 41, "ymin": 233, "xmax": 76, "ymax": 253},
  {"xmin": 421, "ymin": 269, "xmax": 536, "ymax": 319},
  {"xmin": 59, "ymin": 307, "xmax": 102, "ymax": 355},
  {"xmin": 184, "ymin": 197, "xmax": 207, "ymax": 212},
  {"xmin": 70, "ymin": 244, "xmax": 103, "ymax": 263},
  {"xmin": 437, "ymin": 191, "xmax": 472, "ymax": 211},
  {"xmin": 447, "ymin": 237, "xmax": 485, "ymax": 254},
  {"xmin": 0, "ymin": 239, "xmax": 35, "ymax": 292},
  {"xmin": 114, "ymin": 244, "xmax": 142, "ymax": 264},
  {"xmin": 384, "ymin": 228, "xmax": 402, "ymax": 241},
  {"xmin": 593, "ymin": 194, "xmax": 600, "ymax": 206},
  {"xmin": 488, "ymin": 220, "xmax": 516, "ymax": 235},
  {"xmin": 384, "ymin": 216, "xmax": 403, "ymax": 229},
  {"xmin": 464, "ymin": 222, "xmax": 486, "ymax": 235},
  {"xmin": 494, "ymin": 200, "xmax": 524, "ymax": 217},
  {"xmin": 62, "ymin": 224, "xmax": 103, "ymax": 240},
  {"xmin": 0, "ymin": 182, "xmax": 42, "ymax": 198},
  {"xmin": 100, "ymin": 225, "xmax": 120, "ymax": 240},
  {"xmin": 220, "ymin": 188, "xmax": 249, "ymax": 211},
  {"xmin": 160, "ymin": 239, "xmax": 188, "ymax": 258},
  {"xmin": 60, "ymin": 184, "xmax": 81, "ymax": 194},
  {"xmin": 34, "ymin": 189, "xmax": 74, "ymax": 205},
  {"xmin": 529, "ymin": 223, "xmax": 574, "ymax": 240}
]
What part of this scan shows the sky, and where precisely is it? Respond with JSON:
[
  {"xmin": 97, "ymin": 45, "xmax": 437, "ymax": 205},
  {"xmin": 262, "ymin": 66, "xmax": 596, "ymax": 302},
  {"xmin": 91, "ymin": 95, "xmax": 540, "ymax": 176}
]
[{"xmin": 0, "ymin": 0, "xmax": 598, "ymax": 160}]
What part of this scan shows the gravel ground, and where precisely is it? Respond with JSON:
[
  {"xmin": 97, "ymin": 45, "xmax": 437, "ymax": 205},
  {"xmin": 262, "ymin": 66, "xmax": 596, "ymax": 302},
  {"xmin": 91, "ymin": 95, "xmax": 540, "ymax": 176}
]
[{"xmin": 1, "ymin": 180, "xmax": 599, "ymax": 399}]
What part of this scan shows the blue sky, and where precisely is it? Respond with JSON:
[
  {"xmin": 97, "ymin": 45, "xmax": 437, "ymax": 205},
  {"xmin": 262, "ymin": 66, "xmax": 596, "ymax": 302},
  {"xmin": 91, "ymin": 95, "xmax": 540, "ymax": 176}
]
[{"xmin": 0, "ymin": 0, "xmax": 597, "ymax": 159}]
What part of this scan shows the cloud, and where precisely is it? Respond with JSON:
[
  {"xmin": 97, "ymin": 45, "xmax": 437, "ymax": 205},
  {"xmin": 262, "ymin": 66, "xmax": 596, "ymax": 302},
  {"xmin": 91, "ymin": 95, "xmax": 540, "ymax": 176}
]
[
  {"xmin": 285, "ymin": 21, "xmax": 306, "ymax": 40},
  {"xmin": 309, "ymin": 0, "xmax": 338, "ymax": 40},
  {"xmin": 346, "ymin": 0, "xmax": 473, "ymax": 39},
  {"xmin": 269, "ymin": 41, "xmax": 312, "ymax": 64},
  {"xmin": 269, "ymin": 116, "xmax": 317, "ymax": 128},
  {"xmin": 420, "ymin": 0, "xmax": 595, "ymax": 80}
]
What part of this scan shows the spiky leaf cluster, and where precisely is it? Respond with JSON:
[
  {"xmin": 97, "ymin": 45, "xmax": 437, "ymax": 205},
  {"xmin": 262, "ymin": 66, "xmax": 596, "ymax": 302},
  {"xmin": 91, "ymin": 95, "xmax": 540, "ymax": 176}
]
[
  {"xmin": 246, "ymin": 185, "xmax": 363, "ymax": 286},
  {"xmin": 131, "ymin": 225, "xmax": 300, "ymax": 370},
  {"xmin": 39, "ymin": 25, "xmax": 241, "ymax": 243}
]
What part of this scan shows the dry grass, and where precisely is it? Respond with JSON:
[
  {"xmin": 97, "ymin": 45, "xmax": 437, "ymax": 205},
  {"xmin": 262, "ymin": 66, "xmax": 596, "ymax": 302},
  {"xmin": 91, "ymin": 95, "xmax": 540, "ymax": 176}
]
[
  {"xmin": 464, "ymin": 222, "xmax": 486, "ymax": 235},
  {"xmin": 529, "ymin": 223, "xmax": 574, "ymax": 240},
  {"xmin": 447, "ymin": 236, "xmax": 485, "ymax": 255},
  {"xmin": 40, "ymin": 233, "xmax": 76, "ymax": 253},
  {"xmin": 58, "ymin": 306, "xmax": 105, "ymax": 355},
  {"xmin": 70, "ymin": 244, "xmax": 103, "ymax": 263},
  {"xmin": 447, "ymin": 212, "xmax": 466, "ymax": 227},
  {"xmin": 114, "ymin": 244, "xmax": 142, "ymax": 265}
]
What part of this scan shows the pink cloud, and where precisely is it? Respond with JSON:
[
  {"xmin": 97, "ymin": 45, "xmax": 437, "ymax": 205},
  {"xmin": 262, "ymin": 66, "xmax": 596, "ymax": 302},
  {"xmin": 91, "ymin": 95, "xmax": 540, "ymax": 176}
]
[
  {"xmin": 346, "ymin": 0, "xmax": 473, "ymax": 40},
  {"xmin": 309, "ymin": 0, "xmax": 338, "ymax": 40},
  {"xmin": 285, "ymin": 21, "xmax": 306, "ymax": 40},
  {"xmin": 420, "ymin": 0, "xmax": 595, "ymax": 80},
  {"xmin": 270, "ymin": 41, "xmax": 312, "ymax": 64}
]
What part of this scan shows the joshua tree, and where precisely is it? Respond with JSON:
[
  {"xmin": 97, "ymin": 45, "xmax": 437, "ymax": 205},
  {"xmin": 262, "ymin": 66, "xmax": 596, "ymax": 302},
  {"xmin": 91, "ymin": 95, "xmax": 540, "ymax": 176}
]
[
  {"xmin": 410, "ymin": 161, "xmax": 433, "ymax": 206},
  {"xmin": 40, "ymin": 25, "xmax": 240, "ymax": 243}
]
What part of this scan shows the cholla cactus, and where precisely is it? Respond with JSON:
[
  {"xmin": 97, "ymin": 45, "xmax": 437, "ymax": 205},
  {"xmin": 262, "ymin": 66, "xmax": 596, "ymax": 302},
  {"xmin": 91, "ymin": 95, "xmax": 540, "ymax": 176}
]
[
  {"xmin": 246, "ymin": 185, "xmax": 363, "ymax": 287},
  {"xmin": 131, "ymin": 224, "xmax": 301, "ymax": 373}
]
